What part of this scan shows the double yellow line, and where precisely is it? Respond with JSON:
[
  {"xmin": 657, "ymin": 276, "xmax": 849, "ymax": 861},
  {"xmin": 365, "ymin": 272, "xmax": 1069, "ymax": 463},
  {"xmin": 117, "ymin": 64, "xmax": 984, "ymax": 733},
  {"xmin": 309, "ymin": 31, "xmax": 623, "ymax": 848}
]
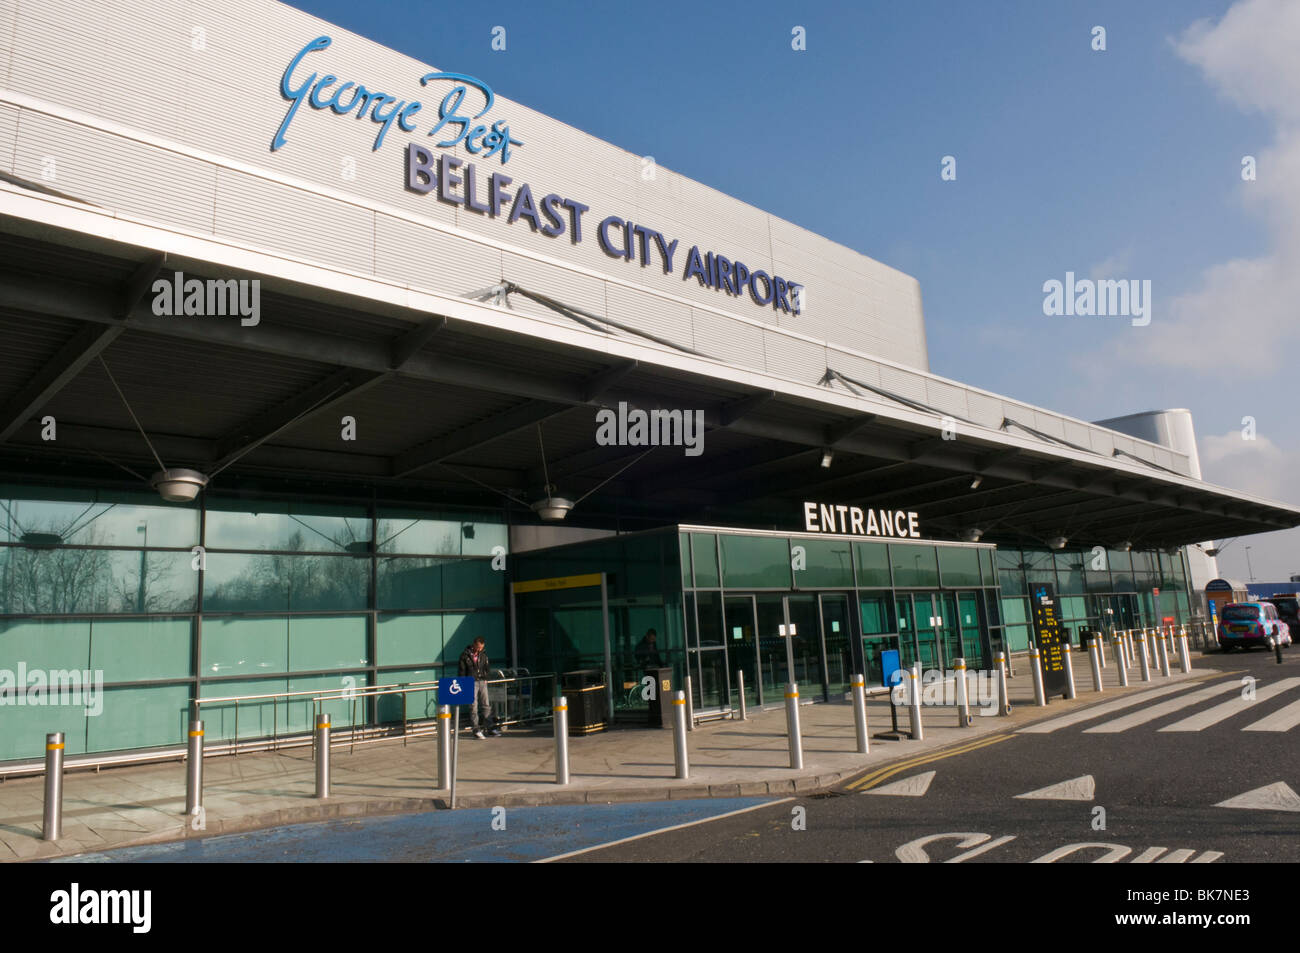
[{"xmin": 845, "ymin": 733, "xmax": 1014, "ymax": 792}]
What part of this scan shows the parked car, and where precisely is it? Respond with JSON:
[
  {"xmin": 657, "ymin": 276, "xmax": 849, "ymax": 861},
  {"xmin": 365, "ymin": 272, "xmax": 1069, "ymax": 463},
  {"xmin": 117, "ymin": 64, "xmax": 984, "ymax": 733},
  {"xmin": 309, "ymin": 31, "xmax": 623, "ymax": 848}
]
[
  {"xmin": 1264, "ymin": 593, "xmax": 1300, "ymax": 638},
  {"xmin": 1218, "ymin": 602, "xmax": 1292, "ymax": 651}
]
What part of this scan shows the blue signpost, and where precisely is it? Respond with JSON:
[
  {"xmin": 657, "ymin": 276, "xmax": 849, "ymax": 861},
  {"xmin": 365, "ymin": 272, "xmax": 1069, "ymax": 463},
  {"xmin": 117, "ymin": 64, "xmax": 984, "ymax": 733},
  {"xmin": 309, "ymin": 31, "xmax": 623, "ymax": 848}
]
[
  {"xmin": 881, "ymin": 649, "xmax": 903, "ymax": 734},
  {"xmin": 436, "ymin": 677, "xmax": 475, "ymax": 810}
]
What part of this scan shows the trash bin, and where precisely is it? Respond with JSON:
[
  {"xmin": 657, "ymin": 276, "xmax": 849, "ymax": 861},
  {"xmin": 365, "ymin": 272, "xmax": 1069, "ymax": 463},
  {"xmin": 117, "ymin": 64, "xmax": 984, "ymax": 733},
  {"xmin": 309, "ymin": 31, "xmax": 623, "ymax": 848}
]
[
  {"xmin": 645, "ymin": 666, "xmax": 673, "ymax": 728},
  {"xmin": 1077, "ymin": 627, "xmax": 1093, "ymax": 651},
  {"xmin": 561, "ymin": 669, "xmax": 608, "ymax": 734}
]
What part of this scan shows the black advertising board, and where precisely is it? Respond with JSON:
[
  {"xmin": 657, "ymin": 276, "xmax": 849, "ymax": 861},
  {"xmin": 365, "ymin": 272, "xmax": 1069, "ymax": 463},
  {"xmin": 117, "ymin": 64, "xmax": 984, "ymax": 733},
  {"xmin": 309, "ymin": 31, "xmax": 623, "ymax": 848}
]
[{"xmin": 1030, "ymin": 582, "xmax": 1069, "ymax": 698}]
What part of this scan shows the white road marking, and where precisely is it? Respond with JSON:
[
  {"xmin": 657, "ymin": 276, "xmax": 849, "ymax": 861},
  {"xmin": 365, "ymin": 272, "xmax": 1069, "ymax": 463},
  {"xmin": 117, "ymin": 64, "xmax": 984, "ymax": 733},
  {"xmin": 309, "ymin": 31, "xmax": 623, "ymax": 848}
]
[
  {"xmin": 532, "ymin": 797, "xmax": 793, "ymax": 862},
  {"xmin": 866, "ymin": 770, "xmax": 935, "ymax": 797},
  {"xmin": 1014, "ymin": 774, "xmax": 1095, "ymax": 801},
  {"xmin": 1084, "ymin": 680, "xmax": 1241, "ymax": 733},
  {"xmin": 1214, "ymin": 782, "xmax": 1300, "ymax": 813},
  {"xmin": 1242, "ymin": 697, "xmax": 1300, "ymax": 732},
  {"xmin": 1160, "ymin": 677, "xmax": 1300, "ymax": 732},
  {"xmin": 1017, "ymin": 683, "xmax": 1191, "ymax": 733}
]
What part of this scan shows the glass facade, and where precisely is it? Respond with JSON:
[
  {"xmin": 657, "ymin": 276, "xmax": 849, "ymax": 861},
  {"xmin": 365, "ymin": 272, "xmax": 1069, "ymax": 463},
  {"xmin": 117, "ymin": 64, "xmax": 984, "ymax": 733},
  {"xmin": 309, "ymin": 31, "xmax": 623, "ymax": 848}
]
[
  {"xmin": 512, "ymin": 527, "xmax": 1002, "ymax": 719},
  {"xmin": 0, "ymin": 485, "xmax": 508, "ymax": 762},
  {"xmin": 995, "ymin": 545, "xmax": 1193, "ymax": 652}
]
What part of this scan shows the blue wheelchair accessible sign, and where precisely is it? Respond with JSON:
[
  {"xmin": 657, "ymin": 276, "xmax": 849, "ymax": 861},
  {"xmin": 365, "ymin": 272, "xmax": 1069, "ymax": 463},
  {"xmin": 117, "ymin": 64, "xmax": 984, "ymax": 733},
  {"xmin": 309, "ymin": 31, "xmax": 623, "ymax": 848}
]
[{"xmin": 437, "ymin": 676, "xmax": 475, "ymax": 705}]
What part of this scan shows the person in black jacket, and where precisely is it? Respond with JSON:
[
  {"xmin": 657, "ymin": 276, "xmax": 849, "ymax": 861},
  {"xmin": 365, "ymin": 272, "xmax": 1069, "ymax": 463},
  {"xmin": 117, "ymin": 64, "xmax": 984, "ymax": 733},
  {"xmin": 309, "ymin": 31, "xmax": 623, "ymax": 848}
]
[{"xmin": 458, "ymin": 636, "xmax": 499, "ymax": 738}]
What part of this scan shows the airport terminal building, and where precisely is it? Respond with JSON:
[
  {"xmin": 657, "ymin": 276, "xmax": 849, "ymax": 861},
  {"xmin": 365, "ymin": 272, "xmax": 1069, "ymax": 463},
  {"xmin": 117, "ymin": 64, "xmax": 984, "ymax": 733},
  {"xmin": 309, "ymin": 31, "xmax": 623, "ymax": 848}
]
[{"xmin": 1, "ymin": 0, "xmax": 1298, "ymax": 764}]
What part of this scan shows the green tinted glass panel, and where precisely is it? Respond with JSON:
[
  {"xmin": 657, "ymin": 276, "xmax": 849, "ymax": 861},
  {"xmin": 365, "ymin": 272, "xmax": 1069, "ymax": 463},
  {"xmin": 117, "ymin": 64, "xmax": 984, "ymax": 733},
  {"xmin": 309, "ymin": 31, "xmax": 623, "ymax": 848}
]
[
  {"xmin": 288, "ymin": 671, "xmax": 370, "ymax": 728},
  {"xmin": 374, "ymin": 666, "xmax": 444, "ymax": 722},
  {"xmin": 679, "ymin": 534, "xmax": 693, "ymax": 588},
  {"xmin": 90, "ymin": 617, "xmax": 192, "ymax": 682},
  {"xmin": 0, "ymin": 486, "xmax": 198, "ymax": 547},
  {"xmin": 890, "ymin": 544, "xmax": 938, "ymax": 587},
  {"xmin": 981, "ymin": 548, "xmax": 996, "ymax": 586},
  {"xmin": 691, "ymin": 534, "xmax": 719, "ymax": 587},
  {"xmin": 719, "ymin": 535, "xmax": 790, "ymax": 588},
  {"xmin": 859, "ymin": 594, "xmax": 894, "ymax": 634},
  {"xmin": 288, "ymin": 615, "xmax": 368, "ymax": 671},
  {"xmin": 443, "ymin": 612, "xmax": 506, "ymax": 665},
  {"xmin": 442, "ymin": 559, "xmax": 503, "ymax": 608},
  {"xmin": 0, "ymin": 700, "xmax": 86, "ymax": 760},
  {"xmin": 202, "ymin": 616, "xmax": 288, "ymax": 677},
  {"xmin": 1061, "ymin": 596, "xmax": 1088, "ymax": 620},
  {"xmin": 938, "ymin": 546, "xmax": 981, "ymax": 587},
  {"xmin": 796, "ymin": 538, "xmax": 854, "ymax": 588},
  {"xmin": 1001, "ymin": 597, "xmax": 1028, "ymax": 626},
  {"xmin": 377, "ymin": 557, "xmax": 442, "ymax": 609},
  {"xmin": 376, "ymin": 510, "xmax": 506, "ymax": 556},
  {"xmin": 377, "ymin": 613, "xmax": 443, "ymax": 667},
  {"xmin": 87, "ymin": 684, "xmax": 190, "ymax": 753},
  {"xmin": 0, "ymin": 548, "xmax": 196, "ymax": 614},
  {"xmin": 1004, "ymin": 625, "xmax": 1031, "ymax": 653},
  {"xmin": 854, "ymin": 542, "xmax": 891, "ymax": 587},
  {"xmin": 998, "ymin": 569, "xmax": 1026, "ymax": 596},
  {"xmin": 202, "ymin": 553, "xmax": 368, "ymax": 611},
  {"xmin": 0, "ymin": 618, "xmax": 90, "ymax": 672},
  {"xmin": 1054, "ymin": 551, "xmax": 1086, "ymax": 594},
  {"xmin": 204, "ymin": 500, "xmax": 369, "ymax": 552}
]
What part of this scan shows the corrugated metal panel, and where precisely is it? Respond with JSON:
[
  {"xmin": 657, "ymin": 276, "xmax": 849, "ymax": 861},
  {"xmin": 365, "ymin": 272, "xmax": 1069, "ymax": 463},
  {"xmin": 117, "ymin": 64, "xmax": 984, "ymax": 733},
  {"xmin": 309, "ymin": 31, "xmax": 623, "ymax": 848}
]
[
  {"xmin": 965, "ymin": 391, "xmax": 1003, "ymax": 430},
  {"xmin": 0, "ymin": 103, "xmax": 16, "ymax": 171},
  {"xmin": 1032, "ymin": 410, "xmax": 1067, "ymax": 441},
  {"xmin": 373, "ymin": 214, "xmax": 503, "ymax": 299},
  {"xmin": 605, "ymin": 284, "xmax": 694, "ymax": 352},
  {"xmin": 764, "ymin": 331, "xmax": 825, "ymax": 385},
  {"xmin": 1089, "ymin": 427, "xmax": 1115, "ymax": 457},
  {"xmin": 0, "ymin": 0, "xmax": 15, "ymax": 86},
  {"xmin": 825, "ymin": 351, "xmax": 882, "ymax": 391},
  {"xmin": 1063, "ymin": 420, "xmax": 1092, "ymax": 449},
  {"xmin": 692, "ymin": 308, "xmax": 763, "ymax": 372},
  {"xmin": 12, "ymin": 110, "xmax": 218, "ymax": 234},
  {"xmin": 878, "ymin": 364, "xmax": 928, "ymax": 405},
  {"xmin": 923, "ymin": 379, "xmax": 970, "ymax": 421},
  {"xmin": 215, "ymin": 167, "xmax": 373, "ymax": 274},
  {"xmin": 500, "ymin": 250, "xmax": 608, "ymax": 321}
]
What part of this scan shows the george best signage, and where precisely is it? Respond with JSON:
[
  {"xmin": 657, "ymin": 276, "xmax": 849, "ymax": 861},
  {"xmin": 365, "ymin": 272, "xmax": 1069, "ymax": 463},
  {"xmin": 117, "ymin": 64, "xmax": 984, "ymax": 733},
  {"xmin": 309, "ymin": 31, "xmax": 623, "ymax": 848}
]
[
  {"xmin": 803, "ymin": 501, "xmax": 921, "ymax": 538},
  {"xmin": 269, "ymin": 35, "xmax": 806, "ymax": 317}
]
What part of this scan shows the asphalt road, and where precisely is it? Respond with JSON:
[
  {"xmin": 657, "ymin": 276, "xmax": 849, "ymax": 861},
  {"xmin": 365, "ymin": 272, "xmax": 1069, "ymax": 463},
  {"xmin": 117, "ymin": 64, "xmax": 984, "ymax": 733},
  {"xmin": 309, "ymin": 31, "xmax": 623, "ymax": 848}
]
[{"xmin": 557, "ymin": 646, "xmax": 1300, "ymax": 863}]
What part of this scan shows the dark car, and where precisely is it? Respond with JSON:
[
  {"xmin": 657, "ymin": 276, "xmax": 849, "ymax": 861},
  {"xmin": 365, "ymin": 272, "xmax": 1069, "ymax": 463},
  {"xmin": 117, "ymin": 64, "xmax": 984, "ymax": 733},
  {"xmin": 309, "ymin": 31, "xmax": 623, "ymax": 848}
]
[{"xmin": 1265, "ymin": 593, "xmax": 1300, "ymax": 638}]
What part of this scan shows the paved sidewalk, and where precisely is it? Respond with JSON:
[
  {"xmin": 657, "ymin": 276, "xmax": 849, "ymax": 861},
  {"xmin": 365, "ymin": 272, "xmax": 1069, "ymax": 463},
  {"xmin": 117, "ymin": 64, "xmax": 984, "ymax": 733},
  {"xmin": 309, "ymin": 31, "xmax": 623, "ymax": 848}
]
[{"xmin": 0, "ymin": 651, "xmax": 1213, "ymax": 861}]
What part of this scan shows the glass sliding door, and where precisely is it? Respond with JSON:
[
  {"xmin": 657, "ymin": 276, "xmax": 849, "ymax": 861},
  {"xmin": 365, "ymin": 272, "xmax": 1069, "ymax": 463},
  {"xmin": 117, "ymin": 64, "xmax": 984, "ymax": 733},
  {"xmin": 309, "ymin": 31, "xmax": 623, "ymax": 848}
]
[
  {"xmin": 784, "ymin": 594, "xmax": 823, "ymax": 700},
  {"xmin": 955, "ymin": 591, "xmax": 986, "ymax": 668},
  {"xmin": 819, "ymin": 593, "xmax": 853, "ymax": 698},
  {"xmin": 723, "ymin": 594, "xmax": 760, "ymax": 709},
  {"xmin": 755, "ymin": 594, "xmax": 788, "ymax": 706},
  {"xmin": 690, "ymin": 590, "xmax": 730, "ymax": 712}
]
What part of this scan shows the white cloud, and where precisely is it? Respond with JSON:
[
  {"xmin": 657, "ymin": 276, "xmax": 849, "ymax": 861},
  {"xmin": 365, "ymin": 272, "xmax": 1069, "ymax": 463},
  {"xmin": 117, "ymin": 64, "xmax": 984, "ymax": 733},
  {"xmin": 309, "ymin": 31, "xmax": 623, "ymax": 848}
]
[
  {"xmin": 1199, "ymin": 428, "xmax": 1300, "ymax": 503},
  {"xmin": 1114, "ymin": 0, "xmax": 1300, "ymax": 372}
]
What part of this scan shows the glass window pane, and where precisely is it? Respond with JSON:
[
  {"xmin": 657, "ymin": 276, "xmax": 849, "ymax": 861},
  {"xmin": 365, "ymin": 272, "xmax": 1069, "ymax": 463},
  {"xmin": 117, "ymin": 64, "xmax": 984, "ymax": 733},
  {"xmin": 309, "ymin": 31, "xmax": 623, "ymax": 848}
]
[
  {"xmin": 376, "ymin": 509, "xmax": 506, "ymax": 556},
  {"xmin": 938, "ymin": 546, "xmax": 981, "ymax": 587},
  {"xmin": 0, "ymin": 618, "xmax": 91, "ymax": 673},
  {"xmin": 679, "ymin": 534, "xmax": 693, "ymax": 588},
  {"xmin": 719, "ymin": 535, "xmax": 790, "ymax": 588},
  {"xmin": 1001, "ymin": 597, "xmax": 1028, "ymax": 626},
  {"xmin": 443, "ymin": 611, "xmax": 506, "ymax": 666},
  {"xmin": 202, "ymin": 616, "xmax": 289, "ymax": 677},
  {"xmin": 88, "ymin": 684, "xmax": 190, "ymax": 753},
  {"xmin": 442, "ymin": 559, "xmax": 504, "ymax": 609},
  {"xmin": 377, "ymin": 613, "xmax": 443, "ymax": 667},
  {"xmin": 0, "ymin": 547, "xmax": 197, "ymax": 614},
  {"xmin": 204, "ymin": 500, "xmax": 370, "ymax": 552},
  {"xmin": 0, "ymin": 486, "xmax": 198, "ymax": 547},
  {"xmin": 890, "ymin": 543, "xmax": 938, "ymax": 588},
  {"xmin": 202, "ymin": 553, "xmax": 368, "ymax": 611},
  {"xmin": 378, "ymin": 557, "xmax": 442, "ymax": 609},
  {"xmin": 691, "ymin": 534, "xmax": 719, "ymax": 587},
  {"xmin": 1054, "ymin": 550, "xmax": 1086, "ymax": 594},
  {"xmin": 90, "ymin": 617, "xmax": 192, "ymax": 682},
  {"xmin": 859, "ymin": 594, "xmax": 895, "ymax": 634},
  {"xmin": 855, "ymin": 542, "xmax": 891, "ymax": 587},
  {"xmin": 288, "ymin": 615, "xmax": 368, "ymax": 671},
  {"xmin": 796, "ymin": 538, "xmax": 854, "ymax": 588}
]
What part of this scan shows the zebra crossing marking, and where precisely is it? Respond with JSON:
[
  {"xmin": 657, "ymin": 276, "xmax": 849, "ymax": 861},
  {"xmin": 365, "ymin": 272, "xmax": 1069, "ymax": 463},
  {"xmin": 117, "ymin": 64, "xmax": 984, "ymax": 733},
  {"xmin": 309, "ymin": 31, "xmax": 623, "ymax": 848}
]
[
  {"xmin": 1160, "ymin": 677, "xmax": 1300, "ymax": 732},
  {"xmin": 1018, "ymin": 682, "xmax": 1192, "ymax": 734},
  {"xmin": 1084, "ymin": 680, "xmax": 1241, "ymax": 734},
  {"xmin": 1242, "ymin": 697, "xmax": 1300, "ymax": 732}
]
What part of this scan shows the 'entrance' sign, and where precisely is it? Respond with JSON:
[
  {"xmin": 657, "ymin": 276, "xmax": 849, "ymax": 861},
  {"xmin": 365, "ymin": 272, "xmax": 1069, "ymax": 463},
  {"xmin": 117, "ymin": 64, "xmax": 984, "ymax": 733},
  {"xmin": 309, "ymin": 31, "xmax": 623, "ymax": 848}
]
[{"xmin": 803, "ymin": 502, "xmax": 921, "ymax": 538}]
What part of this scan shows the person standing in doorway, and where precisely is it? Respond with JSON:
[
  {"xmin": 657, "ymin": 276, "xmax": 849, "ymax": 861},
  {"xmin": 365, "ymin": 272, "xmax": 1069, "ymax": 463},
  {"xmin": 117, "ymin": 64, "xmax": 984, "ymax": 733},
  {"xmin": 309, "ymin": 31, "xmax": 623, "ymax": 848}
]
[{"xmin": 458, "ymin": 636, "xmax": 500, "ymax": 738}]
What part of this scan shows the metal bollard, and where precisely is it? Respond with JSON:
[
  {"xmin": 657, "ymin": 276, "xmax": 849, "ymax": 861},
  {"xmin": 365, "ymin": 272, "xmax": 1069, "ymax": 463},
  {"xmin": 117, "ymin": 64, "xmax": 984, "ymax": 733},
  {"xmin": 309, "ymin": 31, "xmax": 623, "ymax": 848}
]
[
  {"xmin": 685, "ymin": 674, "xmax": 695, "ymax": 732},
  {"xmin": 185, "ymin": 719, "xmax": 204, "ymax": 817},
  {"xmin": 995, "ymin": 651, "xmax": 1012, "ymax": 715},
  {"xmin": 1097, "ymin": 633, "xmax": 1107, "ymax": 669},
  {"xmin": 785, "ymin": 682, "xmax": 805, "ymax": 768},
  {"xmin": 436, "ymin": 705, "xmax": 452, "ymax": 789},
  {"xmin": 906, "ymin": 664, "xmax": 923, "ymax": 740},
  {"xmin": 953, "ymin": 659, "xmax": 972, "ymax": 726},
  {"xmin": 1158, "ymin": 632, "xmax": 1171, "ymax": 677},
  {"xmin": 1143, "ymin": 628, "xmax": 1155, "ymax": 668},
  {"xmin": 735, "ymin": 669, "xmax": 748, "ymax": 721},
  {"xmin": 851, "ymin": 673, "xmax": 871, "ymax": 750},
  {"xmin": 314, "ymin": 714, "xmax": 330, "ymax": 799},
  {"xmin": 1137, "ymin": 632, "xmax": 1152, "ymax": 681},
  {"xmin": 1178, "ymin": 629, "xmax": 1192, "ymax": 674},
  {"xmin": 1029, "ymin": 645, "xmax": 1047, "ymax": 706},
  {"xmin": 1088, "ymin": 640, "xmax": 1104, "ymax": 693},
  {"xmin": 553, "ymin": 696, "xmax": 570, "ymax": 785},
  {"xmin": 42, "ymin": 731, "xmax": 64, "ymax": 842},
  {"xmin": 1061, "ymin": 643, "xmax": 1077, "ymax": 699},
  {"xmin": 1113, "ymin": 636, "xmax": 1129, "ymax": 687},
  {"xmin": 1124, "ymin": 630, "xmax": 1135, "ymax": 668},
  {"xmin": 672, "ymin": 691, "xmax": 689, "ymax": 779}
]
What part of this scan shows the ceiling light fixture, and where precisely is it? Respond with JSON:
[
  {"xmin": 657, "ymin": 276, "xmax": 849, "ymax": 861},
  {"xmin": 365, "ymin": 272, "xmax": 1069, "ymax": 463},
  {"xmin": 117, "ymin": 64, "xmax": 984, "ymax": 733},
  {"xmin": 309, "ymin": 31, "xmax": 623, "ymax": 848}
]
[
  {"xmin": 969, "ymin": 475, "xmax": 982, "ymax": 490},
  {"xmin": 820, "ymin": 448, "xmax": 834, "ymax": 468}
]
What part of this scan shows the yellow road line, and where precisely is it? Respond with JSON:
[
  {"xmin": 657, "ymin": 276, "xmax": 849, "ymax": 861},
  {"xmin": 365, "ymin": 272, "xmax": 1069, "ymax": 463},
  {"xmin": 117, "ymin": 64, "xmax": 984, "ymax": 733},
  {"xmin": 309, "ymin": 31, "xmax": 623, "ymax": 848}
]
[{"xmin": 845, "ymin": 733, "xmax": 1013, "ymax": 791}]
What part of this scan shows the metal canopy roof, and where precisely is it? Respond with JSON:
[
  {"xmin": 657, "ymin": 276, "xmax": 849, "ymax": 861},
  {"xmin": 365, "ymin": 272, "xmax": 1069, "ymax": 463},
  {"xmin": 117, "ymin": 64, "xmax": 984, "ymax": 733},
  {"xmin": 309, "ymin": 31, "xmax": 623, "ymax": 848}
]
[{"xmin": 0, "ymin": 207, "xmax": 1297, "ymax": 551}]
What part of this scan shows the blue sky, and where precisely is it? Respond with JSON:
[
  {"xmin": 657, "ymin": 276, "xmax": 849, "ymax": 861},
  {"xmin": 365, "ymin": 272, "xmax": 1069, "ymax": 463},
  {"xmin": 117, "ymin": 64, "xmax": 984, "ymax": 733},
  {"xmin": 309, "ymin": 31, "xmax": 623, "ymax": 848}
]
[{"xmin": 288, "ymin": 0, "xmax": 1300, "ymax": 581}]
